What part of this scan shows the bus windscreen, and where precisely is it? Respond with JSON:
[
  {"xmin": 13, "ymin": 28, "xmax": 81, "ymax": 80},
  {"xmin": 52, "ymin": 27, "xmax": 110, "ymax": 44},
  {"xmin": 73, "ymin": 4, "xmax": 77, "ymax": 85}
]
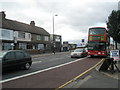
[
  {"xmin": 88, "ymin": 42, "xmax": 106, "ymax": 51},
  {"xmin": 89, "ymin": 28, "xmax": 105, "ymax": 35}
]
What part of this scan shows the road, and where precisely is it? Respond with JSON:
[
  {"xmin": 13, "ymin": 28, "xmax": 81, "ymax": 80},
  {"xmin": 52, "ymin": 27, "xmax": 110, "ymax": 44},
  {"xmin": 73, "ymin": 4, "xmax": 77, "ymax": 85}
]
[
  {"xmin": 2, "ymin": 52, "xmax": 76, "ymax": 80},
  {"xmin": 2, "ymin": 52, "xmax": 102, "ymax": 88}
]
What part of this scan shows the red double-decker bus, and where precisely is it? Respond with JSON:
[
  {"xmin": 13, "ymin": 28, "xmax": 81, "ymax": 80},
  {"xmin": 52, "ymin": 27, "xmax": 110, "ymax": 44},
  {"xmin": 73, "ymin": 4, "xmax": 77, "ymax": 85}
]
[{"xmin": 87, "ymin": 27, "xmax": 110, "ymax": 57}]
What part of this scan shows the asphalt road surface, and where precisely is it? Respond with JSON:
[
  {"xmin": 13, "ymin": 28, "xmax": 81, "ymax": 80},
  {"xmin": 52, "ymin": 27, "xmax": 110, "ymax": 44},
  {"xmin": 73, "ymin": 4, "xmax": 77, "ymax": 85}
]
[
  {"xmin": 2, "ymin": 52, "xmax": 77, "ymax": 80},
  {"xmin": 2, "ymin": 52, "xmax": 102, "ymax": 88}
]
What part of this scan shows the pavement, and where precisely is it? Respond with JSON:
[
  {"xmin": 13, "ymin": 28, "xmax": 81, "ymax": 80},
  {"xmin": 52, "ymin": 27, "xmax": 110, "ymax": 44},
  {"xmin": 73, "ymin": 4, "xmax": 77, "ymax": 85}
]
[
  {"xmin": 63, "ymin": 60, "xmax": 120, "ymax": 89},
  {"xmin": 31, "ymin": 52, "xmax": 66, "ymax": 58}
]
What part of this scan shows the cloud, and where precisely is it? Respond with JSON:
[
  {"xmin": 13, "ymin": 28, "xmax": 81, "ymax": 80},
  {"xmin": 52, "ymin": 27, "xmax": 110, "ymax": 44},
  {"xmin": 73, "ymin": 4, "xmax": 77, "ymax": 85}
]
[{"xmin": 0, "ymin": 0, "xmax": 119, "ymax": 44}]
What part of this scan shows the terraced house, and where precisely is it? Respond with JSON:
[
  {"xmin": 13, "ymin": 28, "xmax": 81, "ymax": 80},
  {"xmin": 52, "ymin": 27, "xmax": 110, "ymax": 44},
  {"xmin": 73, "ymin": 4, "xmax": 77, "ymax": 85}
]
[{"xmin": 0, "ymin": 11, "xmax": 51, "ymax": 54}]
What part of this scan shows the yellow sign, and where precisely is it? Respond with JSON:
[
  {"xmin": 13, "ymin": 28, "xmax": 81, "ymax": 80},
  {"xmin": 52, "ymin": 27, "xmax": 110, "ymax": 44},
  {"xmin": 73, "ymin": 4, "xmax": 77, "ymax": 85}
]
[{"xmin": 89, "ymin": 36, "xmax": 105, "ymax": 41}]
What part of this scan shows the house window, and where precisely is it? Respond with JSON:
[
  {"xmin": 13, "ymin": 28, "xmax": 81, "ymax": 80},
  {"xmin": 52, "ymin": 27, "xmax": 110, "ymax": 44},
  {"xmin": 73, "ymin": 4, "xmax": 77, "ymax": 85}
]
[
  {"xmin": 29, "ymin": 33, "xmax": 31, "ymax": 39},
  {"xmin": 2, "ymin": 30, "xmax": 10, "ymax": 38},
  {"xmin": 44, "ymin": 36, "xmax": 49, "ymax": 41},
  {"xmin": 36, "ymin": 35, "xmax": 41, "ymax": 40},
  {"xmin": 38, "ymin": 44, "xmax": 44, "ymax": 50},
  {"xmin": 18, "ymin": 32, "xmax": 25, "ymax": 39},
  {"xmin": 2, "ymin": 43, "xmax": 14, "ymax": 50},
  {"xmin": 19, "ymin": 43, "xmax": 26, "ymax": 49},
  {"xmin": 0, "ymin": 28, "xmax": 13, "ymax": 40},
  {"xmin": 55, "ymin": 36, "xmax": 60, "ymax": 42},
  {"xmin": 27, "ymin": 44, "xmax": 33, "ymax": 49}
]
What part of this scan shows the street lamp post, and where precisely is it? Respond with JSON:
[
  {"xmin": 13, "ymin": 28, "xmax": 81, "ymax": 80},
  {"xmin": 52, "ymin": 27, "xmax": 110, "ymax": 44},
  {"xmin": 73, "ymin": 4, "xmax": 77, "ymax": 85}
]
[
  {"xmin": 53, "ymin": 14, "xmax": 58, "ymax": 39},
  {"xmin": 52, "ymin": 14, "xmax": 58, "ymax": 54}
]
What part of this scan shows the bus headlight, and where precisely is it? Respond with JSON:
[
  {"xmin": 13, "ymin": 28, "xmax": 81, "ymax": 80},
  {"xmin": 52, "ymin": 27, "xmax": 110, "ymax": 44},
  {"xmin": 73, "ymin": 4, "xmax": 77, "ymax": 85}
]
[
  {"xmin": 88, "ymin": 52, "xmax": 90, "ymax": 54},
  {"xmin": 98, "ymin": 52, "xmax": 101, "ymax": 54},
  {"xmin": 102, "ymin": 53, "xmax": 105, "ymax": 54}
]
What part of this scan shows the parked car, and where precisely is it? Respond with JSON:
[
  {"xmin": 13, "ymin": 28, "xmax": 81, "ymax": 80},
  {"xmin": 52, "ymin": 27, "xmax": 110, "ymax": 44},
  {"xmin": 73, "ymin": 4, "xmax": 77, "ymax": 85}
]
[
  {"xmin": 71, "ymin": 48, "xmax": 87, "ymax": 58},
  {"xmin": 0, "ymin": 50, "xmax": 32, "ymax": 71}
]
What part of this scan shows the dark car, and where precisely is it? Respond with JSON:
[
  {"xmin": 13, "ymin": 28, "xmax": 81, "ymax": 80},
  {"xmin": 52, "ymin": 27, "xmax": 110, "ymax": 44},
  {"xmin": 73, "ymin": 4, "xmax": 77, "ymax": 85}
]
[{"xmin": 0, "ymin": 50, "xmax": 32, "ymax": 70}]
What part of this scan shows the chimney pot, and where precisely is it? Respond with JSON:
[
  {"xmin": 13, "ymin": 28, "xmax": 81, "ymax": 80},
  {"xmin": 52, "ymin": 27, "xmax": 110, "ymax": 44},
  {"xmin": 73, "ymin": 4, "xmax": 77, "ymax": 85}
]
[
  {"xmin": 30, "ymin": 21, "xmax": 35, "ymax": 26},
  {"xmin": 0, "ymin": 11, "xmax": 6, "ymax": 19}
]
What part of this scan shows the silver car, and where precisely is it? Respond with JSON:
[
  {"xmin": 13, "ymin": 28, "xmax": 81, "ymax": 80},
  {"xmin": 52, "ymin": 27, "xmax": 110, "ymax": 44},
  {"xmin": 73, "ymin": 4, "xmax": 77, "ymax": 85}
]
[{"xmin": 71, "ymin": 48, "xmax": 87, "ymax": 58}]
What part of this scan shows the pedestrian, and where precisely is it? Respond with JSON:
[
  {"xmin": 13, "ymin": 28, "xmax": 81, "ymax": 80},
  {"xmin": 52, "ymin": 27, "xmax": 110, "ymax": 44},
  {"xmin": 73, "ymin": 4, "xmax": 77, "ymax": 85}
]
[
  {"xmin": 52, "ymin": 50, "xmax": 55, "ymax": 54},
  {"xmin": 52, "ymin": 46, "xmax": 55, "ymax": 54},
  {"xmin": 52, "ymin": 47, "xmax": 55, "ymax": 54}
]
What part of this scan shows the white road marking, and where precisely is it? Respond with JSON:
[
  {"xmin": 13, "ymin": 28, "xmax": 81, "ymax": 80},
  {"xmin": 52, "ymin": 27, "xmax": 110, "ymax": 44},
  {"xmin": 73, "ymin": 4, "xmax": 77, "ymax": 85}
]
[
  {"xmin": 1, "ymin": 57, "xmax": 87, "ymax": 83},
  {"xmin": 32, "ymin": 61, "xmax": 42, "ymax": 64}
]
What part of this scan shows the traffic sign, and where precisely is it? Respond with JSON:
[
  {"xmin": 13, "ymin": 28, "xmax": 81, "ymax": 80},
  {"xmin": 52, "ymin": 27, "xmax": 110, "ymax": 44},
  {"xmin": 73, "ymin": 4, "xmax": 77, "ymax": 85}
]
[{"xmin": 110, "ymin": 50, "xmax": 120, "ymax": 61}]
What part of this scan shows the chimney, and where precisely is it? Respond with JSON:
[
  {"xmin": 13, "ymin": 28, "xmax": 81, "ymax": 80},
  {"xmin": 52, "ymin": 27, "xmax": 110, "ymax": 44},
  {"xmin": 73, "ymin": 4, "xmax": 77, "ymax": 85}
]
[
  {"xmin": 0, "ymin": 11, "xmax": 6, "ymax": 19},
  {"xmin": 30, "ymin": 21, "xmax": 35, "ymax": 26}
]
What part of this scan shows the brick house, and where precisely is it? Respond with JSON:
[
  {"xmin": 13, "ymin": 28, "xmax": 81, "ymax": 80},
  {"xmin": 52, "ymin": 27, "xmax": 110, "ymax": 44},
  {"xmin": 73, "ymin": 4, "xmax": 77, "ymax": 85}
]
[{"xmin": 0, "ymin": 11, "xmax": 51, "ymax": 54}]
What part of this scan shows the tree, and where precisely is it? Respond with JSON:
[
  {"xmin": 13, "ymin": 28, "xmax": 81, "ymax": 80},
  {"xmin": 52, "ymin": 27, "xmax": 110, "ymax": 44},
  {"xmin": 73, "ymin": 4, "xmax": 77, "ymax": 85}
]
[{"xmin": 107, "ymin": 10, "xmax": 120, "ymax": 49}]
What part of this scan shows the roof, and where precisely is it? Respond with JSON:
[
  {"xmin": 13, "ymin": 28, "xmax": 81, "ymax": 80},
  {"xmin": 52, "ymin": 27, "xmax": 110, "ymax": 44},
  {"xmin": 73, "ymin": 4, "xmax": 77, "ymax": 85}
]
[
  {"xmin": 89, "ymin": 27, "xmax": 106, "ymax": 29},
  {"xmin": 0, "ymin": 12, "xmax": 50, "ymax": 36}
]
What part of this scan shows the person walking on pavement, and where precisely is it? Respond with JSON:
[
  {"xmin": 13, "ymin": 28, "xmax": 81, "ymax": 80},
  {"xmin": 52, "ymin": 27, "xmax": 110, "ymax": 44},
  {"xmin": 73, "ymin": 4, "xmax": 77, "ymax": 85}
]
[
  {"xmin": 52, "ymin": 50, "xmax": 55, "ymax": 54},
  {"xmin": 52, "ymin": 46, "xmax": 55, "ymax": 54}
]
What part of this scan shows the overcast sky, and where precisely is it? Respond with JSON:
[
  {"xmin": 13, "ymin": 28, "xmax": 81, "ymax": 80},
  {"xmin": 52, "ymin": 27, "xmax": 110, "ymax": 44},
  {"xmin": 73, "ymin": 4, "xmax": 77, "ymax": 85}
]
[{"xmin": 0, "ymin": 0, "xmax": 119, "ymax": 44}]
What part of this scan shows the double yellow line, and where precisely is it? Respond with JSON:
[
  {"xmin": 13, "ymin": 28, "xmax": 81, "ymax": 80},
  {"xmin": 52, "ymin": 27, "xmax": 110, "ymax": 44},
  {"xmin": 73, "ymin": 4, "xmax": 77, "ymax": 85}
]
[{"xmin": 55, "ymin": 58, "xmax": 104, "ymax": 90}]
